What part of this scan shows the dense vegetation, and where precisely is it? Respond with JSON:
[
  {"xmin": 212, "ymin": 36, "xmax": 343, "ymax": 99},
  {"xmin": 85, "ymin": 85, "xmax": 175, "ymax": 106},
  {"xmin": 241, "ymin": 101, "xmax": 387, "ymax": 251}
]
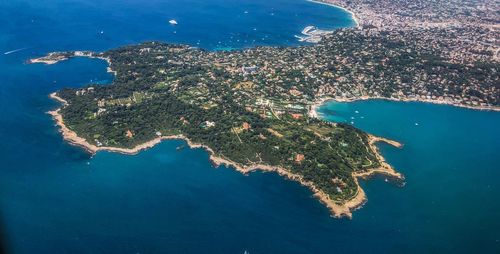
[
  {"xmin": 53, "ymin": 30, "xmax": 498, "ymax": 201},
  {"xmin": 55, "ymin": 41, "xmax": 393, "ymax": 202}
]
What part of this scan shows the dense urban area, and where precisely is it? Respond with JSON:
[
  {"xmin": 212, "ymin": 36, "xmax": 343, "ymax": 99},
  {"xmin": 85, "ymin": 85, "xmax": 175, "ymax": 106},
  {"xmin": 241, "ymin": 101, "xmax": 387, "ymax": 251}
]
[{"xmin": 323, "ymin": 0, "xmax": 499, "ymax": 64}]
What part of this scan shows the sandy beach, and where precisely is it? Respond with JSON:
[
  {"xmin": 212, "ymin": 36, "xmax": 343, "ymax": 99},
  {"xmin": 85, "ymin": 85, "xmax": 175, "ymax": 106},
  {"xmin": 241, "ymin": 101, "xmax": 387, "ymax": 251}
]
[
  {"xmin": 308, "ymin": 0, "xmax": 360, "ymax": 27},
  {"xmin": 310, "ymin": 95, "xmax": 500, "ymax": 114}
]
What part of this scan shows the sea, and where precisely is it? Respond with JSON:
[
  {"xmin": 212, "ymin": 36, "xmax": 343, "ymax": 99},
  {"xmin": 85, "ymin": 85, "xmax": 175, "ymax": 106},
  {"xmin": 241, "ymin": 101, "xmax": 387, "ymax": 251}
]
[{"xmin": 0, "ymin": 0, "xmax": 498, "ymax": 253}]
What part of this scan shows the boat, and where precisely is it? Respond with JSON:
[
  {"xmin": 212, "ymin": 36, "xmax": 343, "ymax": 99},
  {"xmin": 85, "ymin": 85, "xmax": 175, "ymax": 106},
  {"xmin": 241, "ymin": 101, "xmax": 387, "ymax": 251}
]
[{"xmin": 169, "ymin": 19, "xmax": 178, "ymax": 25}]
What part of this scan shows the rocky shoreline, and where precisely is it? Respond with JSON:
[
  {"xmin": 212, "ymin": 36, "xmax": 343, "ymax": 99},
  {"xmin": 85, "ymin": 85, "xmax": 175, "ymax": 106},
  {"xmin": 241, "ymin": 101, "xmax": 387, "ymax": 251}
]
[{"xmin": 48, "ymin": 92, "xmax": 404, "ymax": 218}]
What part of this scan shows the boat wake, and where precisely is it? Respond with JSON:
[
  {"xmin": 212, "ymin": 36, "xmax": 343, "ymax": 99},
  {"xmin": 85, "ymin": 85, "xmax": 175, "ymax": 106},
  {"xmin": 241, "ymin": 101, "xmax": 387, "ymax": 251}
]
[{"xmin": 4, "ymin": 47, "xmax": 29, "ymax": 55}]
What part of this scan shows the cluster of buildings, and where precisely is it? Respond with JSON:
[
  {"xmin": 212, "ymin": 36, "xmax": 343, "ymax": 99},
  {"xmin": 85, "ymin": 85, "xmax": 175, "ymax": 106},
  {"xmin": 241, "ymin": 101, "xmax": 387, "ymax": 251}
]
[
  {"xmin": 97, "ymin": 29, "xmax": 497, "ymax": 123},
  {"xmin": 59, "ymin": 0, "xmax": 499, "ymax": 125},
  {"xmin": 322, "ymin": 0, "xmax": 499, "ymax": 63}
]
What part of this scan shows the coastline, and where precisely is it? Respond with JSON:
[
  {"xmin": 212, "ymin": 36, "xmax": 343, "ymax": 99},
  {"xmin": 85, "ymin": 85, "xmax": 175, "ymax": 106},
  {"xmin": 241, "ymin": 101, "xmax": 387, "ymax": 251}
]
[
  {"xmin": 48, "ymin": 92, "xmax": 402, "ymax": 218},
  {"xmin": 39, "ymin": 5, "xmax": 495, "ymax": 217},
  {"xmin": 50, "ymin": 89, "xmax": 495, "ymax": 218},
  {"xmin": 310, "ymin": 96, "xmax": 500, "ymax": 114},
  {"xmin": 29, "ymin": 58, "xmax": 61, "ymax": 65},
  {"xmin": 29, "ymin": 52, "xmax": 116, "ymax": 76},
  {"xmin": 307, "ymin": 0, "xmax": 360, "ymax": 27},
  {"xmin": 194, "ymin": 134, "xmax": 402, "ymax": 218},
  {"xmin": 358, "ymin": 135, "xmax": 404, "ymax": 180},
  {"xmin": 47, "ymin": 73, "xmax": 495, "ymax": 219}
]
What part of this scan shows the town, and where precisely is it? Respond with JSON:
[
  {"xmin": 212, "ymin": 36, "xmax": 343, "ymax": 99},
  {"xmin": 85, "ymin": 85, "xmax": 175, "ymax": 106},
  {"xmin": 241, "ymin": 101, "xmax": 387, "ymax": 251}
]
[{"xmin": 322, "ymin": 0, "xmax": 499, "ymax": 63}]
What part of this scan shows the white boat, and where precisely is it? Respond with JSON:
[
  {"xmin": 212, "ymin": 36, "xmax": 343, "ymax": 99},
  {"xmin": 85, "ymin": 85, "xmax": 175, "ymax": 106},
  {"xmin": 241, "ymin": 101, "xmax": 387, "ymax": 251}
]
[{"xmin": 169, "ymin": 19, "xmax": 178, "ymax": 25}]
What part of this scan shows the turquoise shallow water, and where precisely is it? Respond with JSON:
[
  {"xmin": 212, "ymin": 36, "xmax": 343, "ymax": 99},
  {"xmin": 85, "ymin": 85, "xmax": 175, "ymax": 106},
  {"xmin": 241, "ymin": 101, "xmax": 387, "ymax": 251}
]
[
  {"xmin": 318, "ymin": 100, "xmax": 500, "ymax": 252},
  {"xmin": 0, "ymin": 0, "xmax": 499, "ymax": 253}
]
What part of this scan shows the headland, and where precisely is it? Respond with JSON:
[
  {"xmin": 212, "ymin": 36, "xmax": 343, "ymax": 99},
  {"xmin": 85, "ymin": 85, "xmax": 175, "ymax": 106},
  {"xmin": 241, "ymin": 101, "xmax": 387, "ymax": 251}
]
[
  {"xmin": 32, "ymin": 0, "xmax": 499, "ymax": 218},
  {"xmin": 48, "ymin": 91, "xmax": 402, "ymax": 218}
]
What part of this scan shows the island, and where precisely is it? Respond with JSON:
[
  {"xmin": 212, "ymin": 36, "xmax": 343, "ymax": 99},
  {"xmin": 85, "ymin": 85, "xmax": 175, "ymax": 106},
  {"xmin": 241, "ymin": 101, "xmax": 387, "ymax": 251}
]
[{"xmin": 30, "ymin": 0, "xmax": 499, "ymax": 218}]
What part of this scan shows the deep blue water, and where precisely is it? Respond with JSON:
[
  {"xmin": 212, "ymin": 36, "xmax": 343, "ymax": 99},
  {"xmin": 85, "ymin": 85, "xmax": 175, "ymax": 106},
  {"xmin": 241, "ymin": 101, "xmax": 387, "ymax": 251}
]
[{"xmin": 0, "ymin": 0, "xmax": 499, "ymax": 253}]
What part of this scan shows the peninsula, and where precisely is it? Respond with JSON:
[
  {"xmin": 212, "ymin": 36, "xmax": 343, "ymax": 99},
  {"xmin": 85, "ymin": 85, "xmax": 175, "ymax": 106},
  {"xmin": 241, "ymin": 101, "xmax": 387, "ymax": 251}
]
[{"xmin": 31, "ymin": 0, "xmax": 499, "ymax": 218}]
